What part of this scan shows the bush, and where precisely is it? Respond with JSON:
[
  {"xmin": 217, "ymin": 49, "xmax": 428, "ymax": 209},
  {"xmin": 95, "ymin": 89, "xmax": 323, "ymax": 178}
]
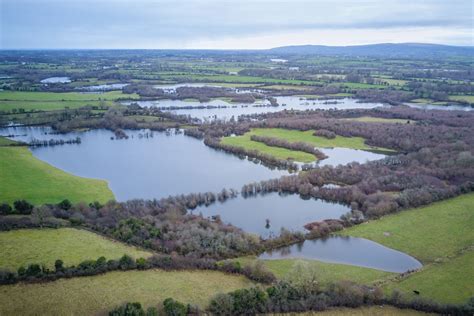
[
  {"xmin": 13, "ymin": 200, "xmax": 34, "ymax": 215},
  {"xmin": 57, "ymin": 199, "xmax": 72, "ymax": 210},
  {"xmin": 163, "ymin": 298, "xmax": 187, "ymax": 316},
  {"xmin": 0, "ymin": 203, "xmax": 12, "ymax": 215},
  {"xmin": 109, "ymin": 302, "xmax": 145, "ymax": 316}
]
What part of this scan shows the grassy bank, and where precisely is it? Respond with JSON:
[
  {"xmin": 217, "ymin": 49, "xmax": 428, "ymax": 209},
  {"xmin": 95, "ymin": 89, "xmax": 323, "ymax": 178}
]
[
  {"xmin": 0, "ymin": 269, "xmax": 254, "ymax": 315},
  {"xmin": 0, "ymin": 147, "xmax": 114, "ymax": 204},
  {"xmin": 0, "ymin": 228, "xmax": 152, "ymax": 270}
]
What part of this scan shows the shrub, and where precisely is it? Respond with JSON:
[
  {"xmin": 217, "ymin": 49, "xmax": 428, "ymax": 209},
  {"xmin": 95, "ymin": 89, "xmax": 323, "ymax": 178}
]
[
  {"xmin": 0, "ymin": 203, "xmax": 12, "ymax": 215},
  {"xmin": 13, "ymin": 200, "xmax": 34, "ymax": 215},
  {"xmin": 109, "ymin": 302, "xmax": 145, "ymax": 316},
  {"xmin": 163, "ymin": 298, "xmax": 187, "ymax": 316}
]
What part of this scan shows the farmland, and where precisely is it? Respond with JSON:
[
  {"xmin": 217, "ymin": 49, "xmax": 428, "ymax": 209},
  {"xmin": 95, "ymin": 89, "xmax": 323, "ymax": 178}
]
[
  {"xmin": 0, "ymin": 269, "xmax": 254, "ymax": 315},
  {"xmin": 0, "ymin": 228, "xmax": 152, "ymax": 270}
]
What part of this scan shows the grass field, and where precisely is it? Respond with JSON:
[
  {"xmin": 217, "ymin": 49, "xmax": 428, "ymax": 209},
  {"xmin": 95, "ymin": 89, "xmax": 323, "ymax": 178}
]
[
  {"xmin": 448, "ymin": 95, "xmax": 474, "ymax": 104},
  {"xmin": 340, "ymin": 193, "xmax": 474, "ymax": 304},
  {"xmin": 342, "ymin": 116, "xmax": 416, "ymax": 124},
  {"xmin": 0, "ymin": 269, "xmax": 254, "ymax": 315},
  {"xmin": 221, "ymin": 133, "xmax": 317, "ymax": 162},
  {"xmin": 224, "ymin": 128, "xmax": 391, "ymax": 151},
  {"xmin": 384, "ymin": 251, "xmax": 473, "ymax": 304},
  {"xmin": 0, "ymin": 228, "xmax": 152, "ymax": 270},
  {"xmin": 0, "ymin": 91, "xmax": 138, "ymax": 111},
  {"xmin": 340, "ymin": 194, "xmax": 474, "ymax": 263},
  {"xmin": 232, "ymin": 257, "xmax": 394, "ymax": 286},
  {"xmin": 220, "ymin": 128, "xmax": 392, "ymax": 162},
  {"xmin": 0, "ymin": 147, "xmax": 114, "ymax": 204},
  {"xmin": 276, "ymin": 306, "xmax": 433, "ymax": 315}
]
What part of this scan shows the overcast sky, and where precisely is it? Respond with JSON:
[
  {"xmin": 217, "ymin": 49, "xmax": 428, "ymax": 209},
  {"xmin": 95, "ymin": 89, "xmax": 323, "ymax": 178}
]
[{"xmin": 1, "ymin": 0, "xmax": 472, "ymax": 49}]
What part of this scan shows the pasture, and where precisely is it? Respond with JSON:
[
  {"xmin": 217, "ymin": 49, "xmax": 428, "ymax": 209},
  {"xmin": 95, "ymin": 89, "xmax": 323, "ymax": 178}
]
[
  {"xmin": 0, "ymin": 146, "xmax": 113, "ymax": 204},
  {"xmin": 0, "ymin": 269, "xmax": 254, "ymax": 315},
  {"xmin": 0, "ymin": 228, "xmax": 152, "ymax": 270}
]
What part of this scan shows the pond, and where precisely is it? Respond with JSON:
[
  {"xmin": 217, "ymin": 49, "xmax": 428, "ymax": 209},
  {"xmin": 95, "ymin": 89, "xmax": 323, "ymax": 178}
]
[
  {"xmin": 317, "ymin": 147, "xmax": 387, "ymax": 166},
  {"xmin": 405, "ymin": 103, "xmax": 473, "ymax": 112},
  {"xmin": 0, "ymin": 126, "xmax": 288, "ymax": 201},
  {"xmin": 79, "ymin": 83, "xmax": 129, "ymax": 91},
  {"xmin": 122, "ymin": 97, "xmax": 387, "ymax": 121},
  {"xmin": 259, "ymin": 236, "xmax": 422, "ymax": 273},
  {"xmin": 191, "ymin": 192, "xmax": 350, "ymax": 238},
  {"xmin": 40, "ymin": 77, "xmax": 71, "ymax": 84}
]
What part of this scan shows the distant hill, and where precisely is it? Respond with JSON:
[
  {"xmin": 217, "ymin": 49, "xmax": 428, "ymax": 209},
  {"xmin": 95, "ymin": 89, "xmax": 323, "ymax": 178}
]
[{"xmin": 267, "ymin": 43, "xmax": 474, "ymax": 58}]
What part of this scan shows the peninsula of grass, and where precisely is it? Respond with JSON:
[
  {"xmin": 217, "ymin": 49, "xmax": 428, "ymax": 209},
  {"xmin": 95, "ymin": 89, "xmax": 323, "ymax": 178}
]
[
  {"xmin": 0, "ymin": 147, "xmax": 114, "ymax": 204},
  {"xmin": 221, "ymin": 133, "xmax": 317, "ymax": 162},
  {"xmin": 220, "ymin": 128, "xmax": 393, "ymax": 162},
  {"xmin": 0, "ymin": 269, "xmax": 254, "ymax": 315},
  {"xmin": 0, "ymin": 228, "xmax": 152, "ymax": 270}
]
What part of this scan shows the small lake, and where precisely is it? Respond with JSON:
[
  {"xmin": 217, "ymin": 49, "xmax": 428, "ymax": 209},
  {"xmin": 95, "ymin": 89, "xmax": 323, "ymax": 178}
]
[
  {"xmin": 259, "ymin": 236, "xmax": 422, "ymax": 273},
  {"xmin": 318, "ymin": 147, "xmax": 387, "ymax": 166},
  {"xmin": 405, "ymin": 103, "xmax": 473, "ymax": 112},
  {"xmin": 0, "ymin": 126, "xmax": 288, "ymax": 201},
  {"xmin": 122, "ymin": 97, "xmax": 387, "ymax": 121},
  {"xmin": 191, "ymin": 192, "xmax": 350, "ymax": 238},
  {"xmin": 79, "ymin": 83, "xmax": 129, "ymax": 91},
  {"xmin": 40, "ymin": 77, "xmax": 71, "ymax": 84}
]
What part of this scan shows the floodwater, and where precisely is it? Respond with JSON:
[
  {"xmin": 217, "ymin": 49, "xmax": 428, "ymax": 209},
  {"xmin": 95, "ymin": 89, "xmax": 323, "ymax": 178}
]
[
  {"xmin": 259, "ymin": 236, "xmax": 423, "ymax": 273},
  {"xmin": 40, "ymin": 77, "xmax": 71, "ymax": 83},
  {"xmin": 192, "ymin": 192, "xmax": 350, "ymax": 238},
  {"xmin": 405, "ymin": 103, "xmax": 473, "ymax": 112},
  {"xmin": 0, "ymin": 126, "xmax": 288, "ymax": 201},
  {"xmin": 122, "ymin": 97, "xmax": 387, "ymax": 121},
  {"xmin": 79, "ymin": 83, "xmax": 129, "ymax": 91}
]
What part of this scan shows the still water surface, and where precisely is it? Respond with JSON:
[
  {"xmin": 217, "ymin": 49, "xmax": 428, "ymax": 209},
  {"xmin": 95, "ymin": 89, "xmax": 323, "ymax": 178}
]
[
  {"xmin": 259, "ymin": 236, "xmax": 423, "ymax": 273},
  {"xmin": 192, "ymin": 192, "xmax": 350, "ymax": 238}
]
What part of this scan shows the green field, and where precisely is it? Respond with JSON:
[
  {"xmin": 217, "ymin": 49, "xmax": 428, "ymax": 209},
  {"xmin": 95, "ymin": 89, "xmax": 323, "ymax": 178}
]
[
  {"xmin": 341, "ymin": 194, "xmax": 474, "ymax": 304},
  {"xmin": 448, "ymin": 95, "xmax": 474, "ymax": 104},
  {"xmin": 281, "ymin": 306, "xmax": 433, "ymax": 315},
  {"xmin": 0, "ymin": 91, "xmax": 138, "ymax": 111},
  {"xmin": 384, "ymin": 251, "xmax": 473, "ymax": 304},
  {"xmin": 220, "ymin": 128, "xmax": 392, "ymax": 162},
  {"xmin": 221, "ymin": 133, "xmax": 317, "ymax": 162},
  {"xmin": 340, "ymin": 194, "xmax": 474, "ymax": 263},
  {"xmin": 223, "ymin": 128, "xmax": 391, "ymax": 153},
  {"xmin": 0, "ymin": 269, "xmax": 254, "ymax": 315},
  {"xmin": 342, "ymin": 116, "xmax": 415, "ymax": 124},
  {"xmin": 0, "ymin": 147, "xmax": 114, "ymax": 204},
  {"xmin": 0, "ymin": 228, "xmax": 152, "ymax": 270},
  {"xmin": 232, "ymin": 257, "xmax": 394, "ymax": 286}
]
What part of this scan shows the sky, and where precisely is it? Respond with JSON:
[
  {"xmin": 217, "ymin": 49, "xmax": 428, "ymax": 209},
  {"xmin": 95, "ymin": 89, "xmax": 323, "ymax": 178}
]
[{"xmin": 0, "ymin": 0, "xmax": 472, "ymax": 49}]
